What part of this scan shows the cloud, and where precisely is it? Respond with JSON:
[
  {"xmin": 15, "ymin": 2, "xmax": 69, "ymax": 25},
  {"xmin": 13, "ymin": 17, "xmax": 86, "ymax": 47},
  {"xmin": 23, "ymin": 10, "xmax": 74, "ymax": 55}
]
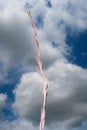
[
  {"xmin": 0, "ymin": 0, "xmax": 36, "ymax": 82},
  {"xmin": 50, "ymin": 0, "xmax": 87, "ymax": 30},
  {"xmin": 0, "ymin": 118, "xmax": 38, "ymax": 130},
  {"xmin": 13, "ymin": 61, "xmax": 87, "ymax": 128},
  {"xmin": 0, "ymin": 118, "xmax": 87, "ymax": 130},
  {"xmin": 0, "ymin": 0, "xmax": 87, "ymax": 129},
  {"xmin": 0, "ymin": 0, "xmax": 67, "ymax": 82},
  {"xmin": 0, "ymin": 94, "xmax": 7, "ymax": 119},
  {"xmin": 0, "ymin": 0, "xmax": 86, "ymax": 81},
  {"xmin": 7, "ymin": 0, "xmax": 87, "ymax": 127},
  {"xmin": 0, "ymin": 0, "xmax": 36, "ymax": 67},
  {"xmin": 13, "ymin": 72, "xmax": 42, "ymax": 123},
  {"xmin": 0, "ymin": 118, "xmax": 67, "ymax": 130},
  {"xmin": 0, "ymin": 0, "xmax": 86, "ymax": 70},
  {"xmin": 32, "ymin": 0, "xmax": 87, "ymax": 45},
  {"xmin": 46, "ymin": 62, "xmax": 87, "ymax": 127}
]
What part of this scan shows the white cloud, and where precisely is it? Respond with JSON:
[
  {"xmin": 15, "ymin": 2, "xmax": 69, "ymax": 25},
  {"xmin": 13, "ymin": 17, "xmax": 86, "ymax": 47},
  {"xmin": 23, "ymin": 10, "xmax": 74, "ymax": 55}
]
[
  {"xmin": 0, "ymin": 94, "xmax": 7, "ymax": 118},
  {"xmin": 13, "ymin": 61, "xmax": 87, "ymax": 128},
  {"xmin": 0, "ymin": 119, "xmax": 38, "ymax": 130},
  {"xmin": 50, "ymin": 0, "xmax": 87, "ymax": 31},
  {"xmin": 0, "ymin": 0, "xmax": 67, "ymax": 82},
  {"xmin": 46, "ymin": 61, "xmax": 87, "ymax": 127},
  {"xmin": 32, "ymin": 0, "xmax": 87, "ymax": 45},
  {"xmin": 0, "ymin": 118, "xmax": 87, "ymax": 130},
  {"xmin": 13, "ymin": 72, "xmax": 42, "ymax": 122},
  {"xmin": 0, "ymin": 94, "xmax": 7, "ymax": 105},
  {"xmin": 0, "ymin": 0, "xmax": 35, "ymax": 82},
  {"xmin": 0, "ymin": 0, "xmax": 36, "ymax": 66},
  {"xmin": 0, "ymin": 118, "xmax": 67, "ymax": 130},
  {"xmin": 0, "ymin": 0, "xmax": 86, "ymax": 80},
  {"xmin": 0, "ymin": 0, "xmax": 87, "ymax": 129}
]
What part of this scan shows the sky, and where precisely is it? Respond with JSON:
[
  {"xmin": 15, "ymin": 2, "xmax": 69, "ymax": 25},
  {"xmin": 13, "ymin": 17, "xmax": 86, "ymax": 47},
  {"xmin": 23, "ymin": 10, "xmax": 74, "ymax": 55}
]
[{"xmin": 0, "ymin": 0, "xmax": 87, "ymax": 130}]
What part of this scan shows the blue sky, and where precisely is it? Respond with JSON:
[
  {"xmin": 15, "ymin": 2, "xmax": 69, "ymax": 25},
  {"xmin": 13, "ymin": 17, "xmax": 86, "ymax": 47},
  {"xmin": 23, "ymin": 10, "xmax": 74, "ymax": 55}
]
[
  {"xmin": 0, "ymin": 0, "xmax": 87, "ymax": 130},
  {"xmin": 66, "ymin": 30, "xmax": 87, "ymax": 68}
]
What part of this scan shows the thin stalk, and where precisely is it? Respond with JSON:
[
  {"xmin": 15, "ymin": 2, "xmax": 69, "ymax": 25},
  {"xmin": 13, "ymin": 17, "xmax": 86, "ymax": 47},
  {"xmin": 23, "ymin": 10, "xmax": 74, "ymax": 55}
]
[{"xmin": 26, "ymin": 4, "xmax": 48, "ymax": 130}]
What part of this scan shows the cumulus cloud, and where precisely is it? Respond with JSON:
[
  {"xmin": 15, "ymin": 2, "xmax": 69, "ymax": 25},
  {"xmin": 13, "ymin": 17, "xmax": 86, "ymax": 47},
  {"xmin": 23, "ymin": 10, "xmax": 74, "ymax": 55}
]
[
  {"xmin": 0, "ymin": 118, "xmax": 67, "ymax": 130},
  {"xmin": 13, "ymin": 72, "xmax": 42, "ymax": 123},
  {"xmin": 0, "ymin": 0, "xmax": 87, "ymax": 129},
  {"xmin": 0, "ymin": 0, "xmax": 86, "ymax": 71},
  {"xmin": 0, "ymin": 0, "xmax": 86, "ymax": 79},
  {"xmin": 31, "ymin": 0, "xmax": 87, "ymax": 44},
  {"xmin": 0, "ymin": 118, "xmax": 87, "ymax": 130},
  {"xmin": 13, "ymin": 61, "xmax": 87, "ymax": 128},
  {"xmin": 9, "ymin": 0, "xmax": 87, "ymax": 127},
  {"xmin": 0, "ymin": 94, "xmax": 7, "ymax": 118},
  {"xmin": 0, "ymin": 118, "xmax": 38, "ymax": 130},
  {"xmin": 0, "ymin": 0, "xmax": 67, "ymax": 82},
  {"xmin": 46, "ymin": 62, "xmax": 87, "ymax": 128},
  {"xmin": 0, "ymin": 0, "xmax": 36, "ymax": 68}
]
